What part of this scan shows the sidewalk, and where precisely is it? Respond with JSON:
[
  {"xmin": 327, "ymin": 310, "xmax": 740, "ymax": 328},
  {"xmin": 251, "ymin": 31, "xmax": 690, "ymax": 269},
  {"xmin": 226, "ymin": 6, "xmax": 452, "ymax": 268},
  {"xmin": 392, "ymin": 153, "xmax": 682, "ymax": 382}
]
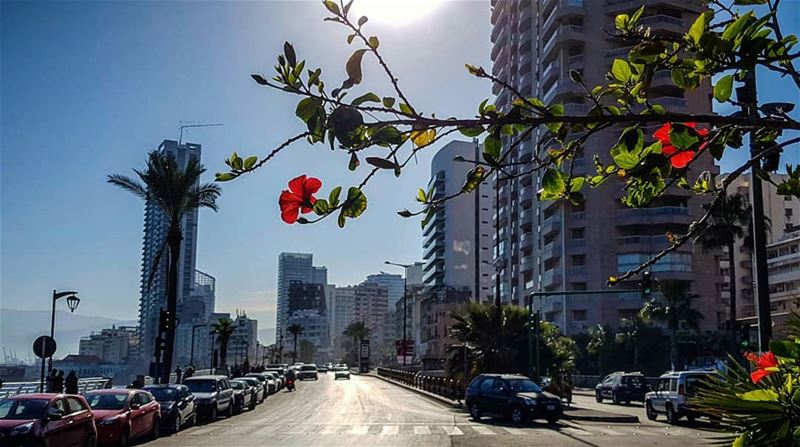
[{"xmin": 370, "ymin": 373, "xmax": 638, "ymax": 423}]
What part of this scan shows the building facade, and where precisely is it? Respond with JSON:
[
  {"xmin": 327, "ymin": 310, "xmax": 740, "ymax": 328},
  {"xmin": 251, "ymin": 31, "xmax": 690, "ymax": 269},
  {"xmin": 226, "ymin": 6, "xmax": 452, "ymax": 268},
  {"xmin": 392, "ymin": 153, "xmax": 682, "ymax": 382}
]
[
  {"xmin": 419, "ymin": 288, "xmax": 472, "ymax": 365},
  {"xmin": 78, "ymin": 326, "xmax": 138, "ymax": 364},
  {"xmin": 489, "ymin": 0, "xmax": 722, "ymax": 333},
  {"xmin": 138, "ymin": 139, "xmax": 201, "ymax": 362},
  {"xmin": 276, "ymin": 253, "xmax": 315, "ymax": 339},
  {"xmin": 353, "ymin": 282, "xmax": 389, "ymax": 344},
  {"xmin": 366, "ymin": 272, "xmax": 405, "ymax": 308},
  {"xmin": 228, "ymin": 311, "xmax": 258, "ymax": 368},
  {"xmin": 423, "ymin": 140, "xmax": 494, "ymax": 302}
]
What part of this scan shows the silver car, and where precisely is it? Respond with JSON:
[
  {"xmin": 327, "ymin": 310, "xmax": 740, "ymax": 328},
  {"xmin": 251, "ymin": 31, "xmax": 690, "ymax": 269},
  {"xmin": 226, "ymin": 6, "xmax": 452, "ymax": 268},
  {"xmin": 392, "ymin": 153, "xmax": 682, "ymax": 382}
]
[{"xmin": 645, "ymin": 370, "xmax": 719, "ymax": 424}]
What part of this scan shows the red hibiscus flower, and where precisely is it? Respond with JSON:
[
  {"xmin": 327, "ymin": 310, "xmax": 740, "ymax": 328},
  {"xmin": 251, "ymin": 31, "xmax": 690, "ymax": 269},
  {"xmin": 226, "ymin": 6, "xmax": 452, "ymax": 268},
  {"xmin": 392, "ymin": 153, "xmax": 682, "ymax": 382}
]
[
  {"xmin": 653, "ymin": 122, "xmax": 709, "ymax": 169},
  {"xmin": 279, "ymin": 175, "xmax": 322, "ymax": 224},
  {"xmin": 745, "ymin": 351, "xmax": 779, "ymax": 384}
]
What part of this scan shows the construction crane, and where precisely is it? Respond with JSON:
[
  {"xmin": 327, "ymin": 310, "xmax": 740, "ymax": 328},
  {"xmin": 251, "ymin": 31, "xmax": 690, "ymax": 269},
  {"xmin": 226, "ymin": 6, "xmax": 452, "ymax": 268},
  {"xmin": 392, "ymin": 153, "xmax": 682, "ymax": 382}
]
[{"xmin": 177, "ymin": 121, "xmax": 223, "ymax": 145}]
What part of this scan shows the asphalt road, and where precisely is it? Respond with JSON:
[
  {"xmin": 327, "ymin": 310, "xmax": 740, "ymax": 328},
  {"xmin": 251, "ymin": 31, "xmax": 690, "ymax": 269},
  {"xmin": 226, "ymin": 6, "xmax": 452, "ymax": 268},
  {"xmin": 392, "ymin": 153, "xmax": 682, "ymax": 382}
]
[{"xmin": 145, "ymin": 374, "xmax": 725, "ymax": 447}]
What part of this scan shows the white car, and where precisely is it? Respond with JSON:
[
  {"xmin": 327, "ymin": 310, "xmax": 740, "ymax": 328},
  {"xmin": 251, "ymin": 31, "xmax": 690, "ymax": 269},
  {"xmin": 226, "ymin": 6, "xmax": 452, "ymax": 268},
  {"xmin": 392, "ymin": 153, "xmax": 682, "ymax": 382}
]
[
  {"xmin": 645, "ymin": 370, "xmax": 719, "ymax": 424},
  {"xmin": 334, "ymin": 366, "xmax": 350, "ymax": 380}
]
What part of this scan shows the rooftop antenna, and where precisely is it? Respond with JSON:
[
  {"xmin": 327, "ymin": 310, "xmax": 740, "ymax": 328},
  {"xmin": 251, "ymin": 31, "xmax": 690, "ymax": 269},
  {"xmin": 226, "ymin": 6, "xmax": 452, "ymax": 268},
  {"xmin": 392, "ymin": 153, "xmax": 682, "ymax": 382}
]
[{"xmin": 178, "ymin": 121, "xmax": 224, "ymax": 146}]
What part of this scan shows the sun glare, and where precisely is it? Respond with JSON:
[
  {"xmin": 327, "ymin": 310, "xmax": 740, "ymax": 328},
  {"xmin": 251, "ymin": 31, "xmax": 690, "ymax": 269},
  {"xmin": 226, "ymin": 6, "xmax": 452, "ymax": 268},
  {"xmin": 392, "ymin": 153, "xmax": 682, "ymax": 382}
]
[{"xmin": 350, "ymin": 0, "xmax": 444, "ymax": 26}]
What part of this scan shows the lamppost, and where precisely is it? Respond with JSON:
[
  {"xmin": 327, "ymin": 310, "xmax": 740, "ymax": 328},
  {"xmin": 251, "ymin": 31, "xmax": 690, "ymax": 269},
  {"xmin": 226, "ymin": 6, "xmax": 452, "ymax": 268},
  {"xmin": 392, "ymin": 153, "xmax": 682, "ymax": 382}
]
[
  {"xmin": 384, "ymin": 261, "xmax": 411, "ymax": 366},
  {"xmin": 49, "ymin": 290, "xmax": 80, "ymax": 373},
  {"xmin": 189, "ymin": 324, "xmax": 205, "ymax": 367}
]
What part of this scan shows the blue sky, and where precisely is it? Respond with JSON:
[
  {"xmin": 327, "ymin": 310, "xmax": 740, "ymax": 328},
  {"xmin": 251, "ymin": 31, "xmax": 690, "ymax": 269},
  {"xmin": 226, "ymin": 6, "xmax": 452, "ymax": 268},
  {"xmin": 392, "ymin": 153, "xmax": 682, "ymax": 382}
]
[{"xmin": 1, "ymin": 1, "xmax": 798, "ymax": 338}]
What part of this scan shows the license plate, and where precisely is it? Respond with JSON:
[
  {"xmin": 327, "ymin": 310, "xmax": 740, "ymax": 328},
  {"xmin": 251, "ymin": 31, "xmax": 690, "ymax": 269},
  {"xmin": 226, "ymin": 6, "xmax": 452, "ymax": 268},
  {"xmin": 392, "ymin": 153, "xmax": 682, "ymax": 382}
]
[{"xmin": 547, "ymin": 404, "xmax": 556, "ymax": 411}]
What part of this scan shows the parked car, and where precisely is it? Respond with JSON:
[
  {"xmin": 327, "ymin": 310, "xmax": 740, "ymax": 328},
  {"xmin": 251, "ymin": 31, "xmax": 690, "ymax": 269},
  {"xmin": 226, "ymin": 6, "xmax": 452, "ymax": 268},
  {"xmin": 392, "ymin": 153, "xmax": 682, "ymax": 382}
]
[
  {"xmin": 256, "ymin": 372, "xmax": 279, "ymax": 394},
  {"xmin": 595, "ymin": 372, "xmax": 647, "ymax": 404},
  {"xmin": 229, "ymin": 380, "xmax": 257, "ymax": 414},
  {"xmin": 318, "ymin": 365, "xmax": 328, "ymax": 373},
  {"xmin": 297, "ymin": 364, "xmax": 319, "ymax": 381},
  {"xmin": 85, "ymin": 389, "xmax": 160, "ymax": 446},
  {"xmin": 267, "ymin": 364, "xmax": 288, "ymax": 369},
  {"xmin": 183, "ymin": 375, "xmax": 234, "ymax": 420},
  {"xmin": 143, "ymin": 384, "xmax": 196, "ymax": 433},
  {"xmin": 333, "ymin": 366, "xmax": 350, "ymax": 380},
  {"xmin": 237, "ymin": 377, "xmax": 265, "ymax": 404},
  {"xmin": 264, "ymin": 369, "xmax": 286, "ymax": 389},
  {"xmin": 245, "ymin": 373, "xmax": 275, "ymax": 395},
  {"xmin": 465, "ymin": 374, "xmax": 562, "ymax": 424},
  {"xmin": 645, "ymin": 370, "xmax": 720, "ymax": 424},
  {"xmin": 0, "ymin": 393, "xmax": 97, "ymax": 447}
]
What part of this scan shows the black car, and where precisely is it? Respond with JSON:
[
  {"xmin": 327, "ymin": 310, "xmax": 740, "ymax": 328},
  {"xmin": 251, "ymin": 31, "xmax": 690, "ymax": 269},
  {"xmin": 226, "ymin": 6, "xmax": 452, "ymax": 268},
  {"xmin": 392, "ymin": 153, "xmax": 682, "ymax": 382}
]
[
  {"xmin": 183, "ymin": 375, "xmax": 234, "ymax": 420},
  {"xmin": 230, "ymin": 379, "xmax": 257, "ymax": 414},
  {"xmin": 595, "ymin": 372, "xmax": 647, "ymax": 404},
  {"xmin": 465, "ymin": 374, "xmax": 562, "ymax": 424},
  {"xmin": 144, "ymin": 384, "xmax": 197, "ymax": 433}
]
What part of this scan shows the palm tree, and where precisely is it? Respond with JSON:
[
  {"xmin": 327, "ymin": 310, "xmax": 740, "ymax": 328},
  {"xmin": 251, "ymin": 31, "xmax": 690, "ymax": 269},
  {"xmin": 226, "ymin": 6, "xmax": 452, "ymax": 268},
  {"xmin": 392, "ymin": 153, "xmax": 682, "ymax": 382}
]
[
  {"xmin": 696, "ymin": 193, "xmax": 751, "ymax": 334},
  {"xmin": 108, "ymin": 150, "xmax": 221, "ymax": 383},
  {"xmin": 615, "ymin": 317, "xmax": 642, "ymax": 370},
  {"xmin": 586, "ymin": 324, "xmax": 611, "ymax": 376},
  {"xmin": 342, "ymin": 321, "xmax": 371, "ymax": 364},
  {"xmin": 211, "ymin": 318, "xmax": 236, "ymax": 368},
  {"xmin": 287, "ymin": 324, "xmax": 305, "ymax": 364},
  {"xmin": 641, "ymin": 280, "xmax": 703, "ymax": 370}
]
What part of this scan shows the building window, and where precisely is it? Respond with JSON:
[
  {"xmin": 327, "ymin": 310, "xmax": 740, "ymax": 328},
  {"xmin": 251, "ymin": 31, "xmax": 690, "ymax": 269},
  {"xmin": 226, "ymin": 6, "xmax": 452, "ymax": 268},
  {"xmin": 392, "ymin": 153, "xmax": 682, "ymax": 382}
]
[
  {"xmin": 572, "ymin": 228, "xmax": 585, "ymax": 240},
  {"xmin": 572, "ymin": 255, "xmax": 586, "ymax": 267},
  {"xmin": 572, "ymin": 310, "xmax": 587, "ymax": 321},
  {"xmin": 617, "ymin": 253, "xmax": 692, "ymax": 272},
  {"xmin": 571, "ymin": 282, "xmax": 587, "ymax": 291},
  {"xmin": 787, "ymin": 208, "xmax": 794, "ymax": 217}
]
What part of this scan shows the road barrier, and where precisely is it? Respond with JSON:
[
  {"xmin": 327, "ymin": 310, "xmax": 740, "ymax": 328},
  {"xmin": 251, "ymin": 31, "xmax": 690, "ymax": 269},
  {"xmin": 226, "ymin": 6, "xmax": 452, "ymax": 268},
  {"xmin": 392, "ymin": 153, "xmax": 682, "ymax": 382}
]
[
  {"xmin": 376, "ymin": 367, "xmax": 463, "ymax": 402},
  {"xmin": 0, "ymin": 377, "xmax": 112, "ymax": 398}
]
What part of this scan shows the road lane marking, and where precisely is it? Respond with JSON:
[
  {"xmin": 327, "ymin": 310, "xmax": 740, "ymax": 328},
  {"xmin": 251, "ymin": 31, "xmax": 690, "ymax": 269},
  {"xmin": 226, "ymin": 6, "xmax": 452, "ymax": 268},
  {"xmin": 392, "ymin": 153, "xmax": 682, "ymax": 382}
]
[
  {"xmin": 561, "ymin": 426, "xmax": 595, "ymax": 437},
  {"xmin": 413, "ymin": 425, "xmax": 431, "ymax": 435},
  {"xmin": 319, "ymin": 425, "xmax": 340, "ymax": 435},
  {"xmin": 442, "ymin": 426, "xmax": 463, "ymax": 436},
  {"xmin": 349, "ymin": 425, "xmax": 369, "ymax": 435},
  {"xmin": 471, "ymin": 425, "xmax": 497, "ymax": 435},
  {"xmin": 501, "ymin": 426, "xmax": 526, "ymax": 435},
  {"xmin": 381, "ymin": 425, "xmax": 399, "ymax": 435}
]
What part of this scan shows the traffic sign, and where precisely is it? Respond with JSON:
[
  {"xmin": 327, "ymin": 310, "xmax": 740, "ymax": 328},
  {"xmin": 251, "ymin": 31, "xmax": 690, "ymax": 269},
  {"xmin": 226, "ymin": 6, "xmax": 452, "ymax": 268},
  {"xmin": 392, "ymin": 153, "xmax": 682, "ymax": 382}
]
[{"xmin": 33, "ymin": 336, "xmax": 57, "ymax": 359}]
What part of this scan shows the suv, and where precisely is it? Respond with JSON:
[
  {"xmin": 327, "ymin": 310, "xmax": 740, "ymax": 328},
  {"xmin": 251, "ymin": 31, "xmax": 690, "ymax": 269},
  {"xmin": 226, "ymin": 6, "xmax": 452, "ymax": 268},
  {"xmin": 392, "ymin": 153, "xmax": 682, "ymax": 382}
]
[
  {"xmin": 297, "ymin": 364, "xmax": 319, "ymax": 380},
  {"xmin": 465, "ymin": 374, "xmax": 562, "ymax": 424},
  {"xmin": 595, "ymin": 372, "xmax": 647, "ymax": 404},
  {"xmin": 645, "ymin": 370, "xmax": 719, "ymax": 424},
  {"xmin": 183, "ymin": 375, "xmax": 234, "ymax": 420}
]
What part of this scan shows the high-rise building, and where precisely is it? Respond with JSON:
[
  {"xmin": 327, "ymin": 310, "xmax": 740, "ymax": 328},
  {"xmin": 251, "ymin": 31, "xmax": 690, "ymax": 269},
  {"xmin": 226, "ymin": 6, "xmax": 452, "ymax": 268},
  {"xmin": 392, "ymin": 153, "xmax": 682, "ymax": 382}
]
[
  {"xmin": 423, "ymin": 140, "xmax": 494, "ymax": 301},
  {"xmin": 353, "ymin": 282, "xmax": 389, "ymax": 344},
  {"xmin": 194, "ymin": 270, "xmax": 216, "ymax": 320},
  {"xmin": 405, "ymin": 262, "xmax": 426, "ymax": 287},
  {"xmin": 228, "ymin": 311, "xmax": 258, "ymax": 367},
  {"xmin": 313, "ymin": 266, "xmax": 328, "ymax": 285},
  {"xmin": 366, "ymin": 272, "xmax": 405, "ymax": 307},
  {"xmin": 78, "ymin": 326, "xmax": 138, "ymax": 364},
  {"xmin": 138, "ymin": 139, "xmax": 201, "ymax": 361},
  {"xmin": 489, "ymin": 0, "xmax": 721, "ymax": 333},
  {"xmin": 276, "ymin": 253, "xmax": 314, "ymax": 337}
]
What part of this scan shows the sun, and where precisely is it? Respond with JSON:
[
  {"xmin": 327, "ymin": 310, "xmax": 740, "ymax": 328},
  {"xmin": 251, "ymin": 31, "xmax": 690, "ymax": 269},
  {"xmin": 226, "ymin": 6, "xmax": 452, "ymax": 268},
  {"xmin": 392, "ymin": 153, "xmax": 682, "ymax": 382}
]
[{"xmin": 349, "ymin": 0, "xmax": 444, "ymax": 26}]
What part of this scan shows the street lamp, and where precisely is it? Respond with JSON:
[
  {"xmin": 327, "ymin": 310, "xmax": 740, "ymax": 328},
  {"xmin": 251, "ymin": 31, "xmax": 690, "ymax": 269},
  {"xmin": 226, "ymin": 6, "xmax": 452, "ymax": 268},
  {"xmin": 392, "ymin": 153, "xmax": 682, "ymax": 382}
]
[
  {"xmin": 49, "ymin": 290, "xmax": 80, "ymax": 373},
  {"xmin": 385, "ymin": 261, "xmax": 411, "ymax": 366}
]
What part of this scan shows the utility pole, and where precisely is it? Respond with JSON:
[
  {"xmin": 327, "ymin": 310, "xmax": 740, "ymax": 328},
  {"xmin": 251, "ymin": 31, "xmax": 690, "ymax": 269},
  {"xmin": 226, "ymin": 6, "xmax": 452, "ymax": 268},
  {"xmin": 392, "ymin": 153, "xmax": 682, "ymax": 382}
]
[{"xmin": 738, "ymin": 71, "xmax": 772, "ymax": 349}]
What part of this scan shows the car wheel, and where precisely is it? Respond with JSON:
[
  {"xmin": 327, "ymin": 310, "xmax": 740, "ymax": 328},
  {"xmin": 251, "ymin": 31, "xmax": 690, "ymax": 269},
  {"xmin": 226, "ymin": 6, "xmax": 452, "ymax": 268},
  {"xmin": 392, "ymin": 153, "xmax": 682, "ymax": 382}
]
[
  {"xmin": 686, "ymin": 415, "xmax": 696, "ymax": 424},
  {"xmin": 510, "ymin": 407, "xmax": 524, "ymax": 424},
  {"xmin": 118, "ymin": 428, "xmax": 129, "ymax": 447},
  {"xmin": 645, "ymin": 402, "xmax": 657, "ymax": 421},
  {"xmin": 226, "ymin": 401, "xmax": 234, "ymax": 418},
  {"xmin": 665, "ymin": 404, "xmax": 679, "ymax": 425},
  {"xmin": 150, "ymin": 418, "xmax": 161, "ymax": 440},
  {"xmin": 469, "ymin": 403, "xmax": 482, "ymax": 421},
  {"xmin": 546, "ymin": 416, "xmax": 559, "ymax": 425},
  {"xmin": 595, "ymin": 391, "xmax": 603, "ymax": 403},
  {"xmin": 189, "ymin": 411, "xmax": 197, "ymax": 427},
  {"xmin": 250, "ymin": 397, "xmax": 257, "ymax": 411},
  {"xmin": 84, "ymin": 434, "xmax": 97, "ymax": 447},
  {"xmin": 174, "ymin": 414, "xmax": 182, "ymax": 433},
  {"xmin": 612, "ymin": 392, "xmax": 621, "ymax": 405},
  {"xmin": 209, "ymin": 405, "xmax": 218, "ymax": 421}
]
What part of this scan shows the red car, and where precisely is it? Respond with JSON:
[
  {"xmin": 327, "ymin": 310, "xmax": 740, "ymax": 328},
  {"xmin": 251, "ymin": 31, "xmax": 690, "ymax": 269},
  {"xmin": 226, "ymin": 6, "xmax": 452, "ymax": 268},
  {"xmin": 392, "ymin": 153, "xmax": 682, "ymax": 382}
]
[
  {"xmin": 84, "ymin": 389, "xmax": 160, "ymax": 446},
  {"xmin": 0, "ymin": 393, "xmax": 97, "ymax": 447}
]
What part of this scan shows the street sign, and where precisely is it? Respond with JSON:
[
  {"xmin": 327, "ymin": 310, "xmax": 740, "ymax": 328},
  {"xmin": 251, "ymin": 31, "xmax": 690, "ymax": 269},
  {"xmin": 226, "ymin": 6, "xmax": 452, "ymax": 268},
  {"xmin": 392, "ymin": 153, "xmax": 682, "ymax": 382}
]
[
  {"xmin": 395, "ymin": 340, "xmax": 415, "ymax": 356},
  {"xmin": 359, "ymin": 340, "xmax": 370, "ymax": 373},
  {"xmin": 33, "ymin": 336, "xmax": 57, "ymax": 359}
]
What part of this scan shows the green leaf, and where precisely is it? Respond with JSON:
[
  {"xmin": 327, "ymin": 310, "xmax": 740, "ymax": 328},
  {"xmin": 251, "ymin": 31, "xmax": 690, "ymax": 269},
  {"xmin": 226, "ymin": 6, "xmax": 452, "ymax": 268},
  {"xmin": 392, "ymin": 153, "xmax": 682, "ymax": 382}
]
[
  {"xmin": 687, "ymin": 12, "xmax": 709, "ymax": 46},
  {"xmin": 458, "ymin": 126, "xmax": 485, "ymax": 137},
  {"xmin": 771, "ymin": 340, "xmax": 800, "ymax": 359},
  {"xmin": 329, "ymin": 186, "xmax": 342, "ymax": 207},
  {"xmin": 283, "ymin": 42, "xmax": 297, "ymax": 67},
  {"xmin": 296, "ymin": 97, "xmax": 322, "ymax": 122},
  {"xmin": 397, "ymin": 209, "xmax": 413, "ymax": 218},
  {"xmin": 421, "ymin": 207, "xmax": 435, "ymax": 229},
  {"xmin": 313, "ymin": 199, "xmax": 330, "ymax": 215},
  {"xmin": 215, "ymin": 172, "xmax": 236, "ymax": 182},
  {"xmin": 541, "ymin": 168, "xmax": 567, "ymax": 199},
  {"xmin": 358, "ymin": 16, "xmax": 368, "ymax": 26},
  {"xmin": 348, "ymin": 152, "xmax": 359, "ymax": 171},
  {"xmin": 329, "ymin": 106, "xmax": 364, "ymax": 147},
  {"xmin": 399, "ymin": 103, "xmax": 416, "ymax": 116},
  {"xmin": 382, "ymin": 97, "xmax": 396, "ymax": 108},
  {"xmin": 337, "ymin": 210, "xmax": 346, "ymax": 228},
  {"xmin": 736, "ymin": 389, "xmax": 779, "ymax": 402},
  {"xmin": 570, "ymin": 177, "xmax": 586, "ymax": 192},
  {"xmin": 368, "ymin": 36, "xmax": 379, "ymax": 49},
  {"xmin": 630, "ymin": 6, "xmax": 644, "ymax": 24},
  {"xmin": 615, "ymin": 13, "xmax": 630, "ymax": 31},
  {"xmin": 323, "ymin": 0, "xmax": 340, "ymax": 15},
  {"xmin": 611, "ymin": 59, "xmax": 632, "ymax": 82},
  {"xmin": 613, "ymin": 152, "xmax": 640, "ymax": 170},
  {"xmin": 417, "ymin": 188, "xmax": 427, "ymax": 203},
  {"xmin": 251, "ymin": 74, "xmax": 269, "ymax": 85},
  {"xmin": 722, "ymin": 11, "xmax": 753, "ymax": 41},
  {"xmin": 231, "ymin": 152, "xmax": 243, "ymax": 170},
  {"xmin": 669, "ymin": 123, "xmax": 699, "ymax": 150},
  {"xmin": 370, "ymin": 126, "xmax": 404, "ymax": 145},
  {"xmin": 732, "ymin": 434, "xmax": 748, "ymax": 447},
  {"xmin": 714, "ymin": 75, "xmax": 734, "ymax": 102},
  {"xmin": 365, "ymin": 157, "xmax": 398, "ymax": 170},
  {"xmin": 347, "ymin": 34, "xmax": 356, "ymax": 44},
  {"xmin": 483, "ymin": 136, "xmax": 502, "ymax": 162},
  {"xmin": 342, "ymin": 187, "xmax": 367, "ymax": 218},
  {"xmin": 243, "ymin": 156, "xmax": 258, "ymax": 170},
  {"xmin": 351, "ymin": 92, "xmax": 381, "ymax": 106},
  {"xmin": 462, "ymin": 166, "xmax": 486, "ymax": 193},
  {"xmin": 345, "ymin": 49, "xmax": 369, "ymax": 85}
]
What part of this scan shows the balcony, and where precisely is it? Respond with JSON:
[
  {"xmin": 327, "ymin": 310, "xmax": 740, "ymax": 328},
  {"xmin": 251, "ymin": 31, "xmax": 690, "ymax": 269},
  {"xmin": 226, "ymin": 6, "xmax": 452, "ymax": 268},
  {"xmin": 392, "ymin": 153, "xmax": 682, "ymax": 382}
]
[
  {"xmin": 639, "ymin": 14, "xmax": 687, "ymax": 35},
  {"xmin": 541, "ymin": 215, "xmax": 562, "ymax": 237},
  {"xmin": 616, "ymin": 235, "xmax": 693, "ymax": 253},
  {"xmin": 616, "ymin": 206, "xmax": 693, "ymax": 227},
  {"xmin": 520, "ymin": 184, "xmax": 535, "ymax": 201},
  {"xmin": 491, "ymin": 29, "xmax": 509, "ymax": 60},
  {"xmin": 542, "ymin": 62, "xmax": 561, "ymax": 85},
  {"xmin": 604, "ymin": 0, "xmax": 705, "ymax": 15},
  {"xmin": 521, "ymin": 255, "xmax": 535, "ymax": 272},
  {"xmin": 541, "ymin": 269, "xmax": 563, "ymax": 288},
  {"xmin": 543, "ymin": 0, "xmax": 586, "ymax": 35},
  {"xmin": 652, "ymin": 96, "xmax": 689, "ymax": 110},
  {"xmin": 542, "ymin": 242, "xmax": 562, "ymax": 262},
  {"xmin": 490, "ymin": 1, "xmax": 505, "ymax": 24},
  {"xmin": 543, "ymin": 25, "xmax": 585, "ymax": 60},
  {"xmin": 521, "ymin": 208, "xmax": 535, "ymax": 229},
  {"xmin": 491, "ymin": 12, "xmax": 508, "ymax": 41},
  {"xmin": 520, "ymin": 231, "xmax": 535, "ymax": 250},
  {"xmin": 605, "ymin": 46, "xmax": 635, "ymax": 62}
]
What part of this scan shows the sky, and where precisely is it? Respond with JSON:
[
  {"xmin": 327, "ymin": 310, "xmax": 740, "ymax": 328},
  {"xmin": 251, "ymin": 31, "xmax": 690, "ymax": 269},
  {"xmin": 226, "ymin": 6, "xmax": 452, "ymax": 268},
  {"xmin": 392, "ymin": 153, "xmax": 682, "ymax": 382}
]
[{"xmin": 1, "ymin": 0, "xmax": 799, "ymax": 343}]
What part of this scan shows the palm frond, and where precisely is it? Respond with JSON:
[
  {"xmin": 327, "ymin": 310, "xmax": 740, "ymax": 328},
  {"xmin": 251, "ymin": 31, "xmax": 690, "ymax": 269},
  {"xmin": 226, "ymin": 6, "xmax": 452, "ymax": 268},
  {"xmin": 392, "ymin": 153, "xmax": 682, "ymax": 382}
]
[{"xmin": 107, "ymin": 174, "xmax": 149, "ymax": 200}]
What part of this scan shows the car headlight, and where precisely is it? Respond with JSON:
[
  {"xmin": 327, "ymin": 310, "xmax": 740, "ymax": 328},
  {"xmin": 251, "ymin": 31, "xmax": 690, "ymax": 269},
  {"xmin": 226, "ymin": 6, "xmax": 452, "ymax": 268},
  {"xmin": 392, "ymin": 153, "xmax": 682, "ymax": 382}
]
[
  {"xmin": 98, "ymin": 416, "xmax": 122, "ymax": 426},
  {"xmin": 10, "ymin": 422, "xmax": 34, "ymax": 436},
  {"xmin": 523, "ymin": 398, "xmax": 538, "ymax": 406}
]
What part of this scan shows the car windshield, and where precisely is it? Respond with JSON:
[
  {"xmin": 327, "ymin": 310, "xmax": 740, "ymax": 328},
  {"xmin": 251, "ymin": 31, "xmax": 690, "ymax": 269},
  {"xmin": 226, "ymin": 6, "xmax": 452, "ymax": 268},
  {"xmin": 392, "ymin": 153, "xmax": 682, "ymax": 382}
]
[
  {"xmin": 507, "ymin": 379, "xmax": 543, "ymax": 393},
  {"xmin": 266, "ymin": 369, "xmax": 285, "ymax": 377},
  {"xmin": 300, "ymin": 365, "xmax": 316, "ymax": 371},
  {"xmin": 685, "ymin": 375, "xmax": 713, "ymax": 396},
  {"xmin": 86, "ymin": 394, "xmax": 128, "ymax": 410},
  {"xmin": 624, "ymin": 376, "xmax": 645, "ymax": 386},
  {"xmin": 185, "ymin": 380, "xmax": 216, "ymax": 393},
  {"xmin": 145, "ymin": 388, "xmax": 177, "ymax": 402},
  {"xmin": 0, "ymin": 399, "xmax": 48, "ymax": 419},
  {"xmin": 231, "ymin": 381, "xmax": 245, "ymax": 389}
]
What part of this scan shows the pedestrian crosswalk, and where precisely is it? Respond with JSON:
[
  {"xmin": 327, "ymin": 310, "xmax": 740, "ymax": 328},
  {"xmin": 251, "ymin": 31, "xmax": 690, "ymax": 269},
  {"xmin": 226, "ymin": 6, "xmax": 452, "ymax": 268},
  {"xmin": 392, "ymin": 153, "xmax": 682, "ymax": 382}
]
[{"xmin": 183, "ymin": 422, "xmax": 710, "ymax": 439}]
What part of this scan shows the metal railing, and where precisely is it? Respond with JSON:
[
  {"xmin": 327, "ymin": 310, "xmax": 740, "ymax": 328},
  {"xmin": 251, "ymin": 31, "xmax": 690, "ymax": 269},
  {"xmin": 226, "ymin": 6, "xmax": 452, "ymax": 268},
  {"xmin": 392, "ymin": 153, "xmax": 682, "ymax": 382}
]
[
  {"xmin": 376, "ymin": 367, "xmax": 464, "ymax": 402},
  {"xmin": 0, "ymin": 377, "xmax": 112, "ymax": 398}
]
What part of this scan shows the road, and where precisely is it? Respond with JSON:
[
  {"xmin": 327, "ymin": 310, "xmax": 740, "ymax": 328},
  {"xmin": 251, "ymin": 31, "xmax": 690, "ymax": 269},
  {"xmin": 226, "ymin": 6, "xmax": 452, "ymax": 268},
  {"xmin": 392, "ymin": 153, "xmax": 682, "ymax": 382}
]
[{"xmin": 146, "ymin": 374, "xmax": 723, "ymax": 447}]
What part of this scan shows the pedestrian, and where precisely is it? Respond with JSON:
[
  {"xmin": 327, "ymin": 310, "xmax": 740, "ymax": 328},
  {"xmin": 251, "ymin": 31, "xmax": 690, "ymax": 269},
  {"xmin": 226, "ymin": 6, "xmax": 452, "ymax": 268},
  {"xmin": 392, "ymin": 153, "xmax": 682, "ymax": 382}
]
[
  {"xmin": 54, "ymin": 370, "xmax": 64, "ymax": 393},
  {"xmin": 175, "ymin": 366, "xmax": 183, "ymax": 384},
  {"xmin": 65, "ymin": 370, "xmax": 78, "ymax": 394}
]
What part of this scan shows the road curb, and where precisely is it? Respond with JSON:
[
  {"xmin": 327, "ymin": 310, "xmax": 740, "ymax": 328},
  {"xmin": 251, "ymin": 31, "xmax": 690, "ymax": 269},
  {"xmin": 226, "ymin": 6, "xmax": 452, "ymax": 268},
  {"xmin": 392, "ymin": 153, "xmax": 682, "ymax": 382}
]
[
  {"xmin": 562, "ymin": 411, "xmax": 640, "ymax": 423},
  {"xmin": 369, "ymin": 373, "xmax": 463, "ymax": 409}
]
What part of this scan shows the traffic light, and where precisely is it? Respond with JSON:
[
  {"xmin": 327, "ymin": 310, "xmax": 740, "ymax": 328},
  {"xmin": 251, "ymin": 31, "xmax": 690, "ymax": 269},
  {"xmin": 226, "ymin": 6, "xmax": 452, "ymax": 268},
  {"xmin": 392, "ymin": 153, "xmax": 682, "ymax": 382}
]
[
  {"xmin": 739, "ymin": 323, "xmax": 751, "ymax": 350},
  {"xmin": 637, "ymin": 271, "xmax": 654, "ymax": 297}
]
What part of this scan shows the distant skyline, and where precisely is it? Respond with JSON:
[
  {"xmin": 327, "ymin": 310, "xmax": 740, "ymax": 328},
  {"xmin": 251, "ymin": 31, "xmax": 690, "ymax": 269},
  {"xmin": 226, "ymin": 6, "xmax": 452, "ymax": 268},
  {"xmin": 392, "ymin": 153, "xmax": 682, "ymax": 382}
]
[{"xmin": 2, "ymin": 0, "xmax": 799, "ymax": 338}]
